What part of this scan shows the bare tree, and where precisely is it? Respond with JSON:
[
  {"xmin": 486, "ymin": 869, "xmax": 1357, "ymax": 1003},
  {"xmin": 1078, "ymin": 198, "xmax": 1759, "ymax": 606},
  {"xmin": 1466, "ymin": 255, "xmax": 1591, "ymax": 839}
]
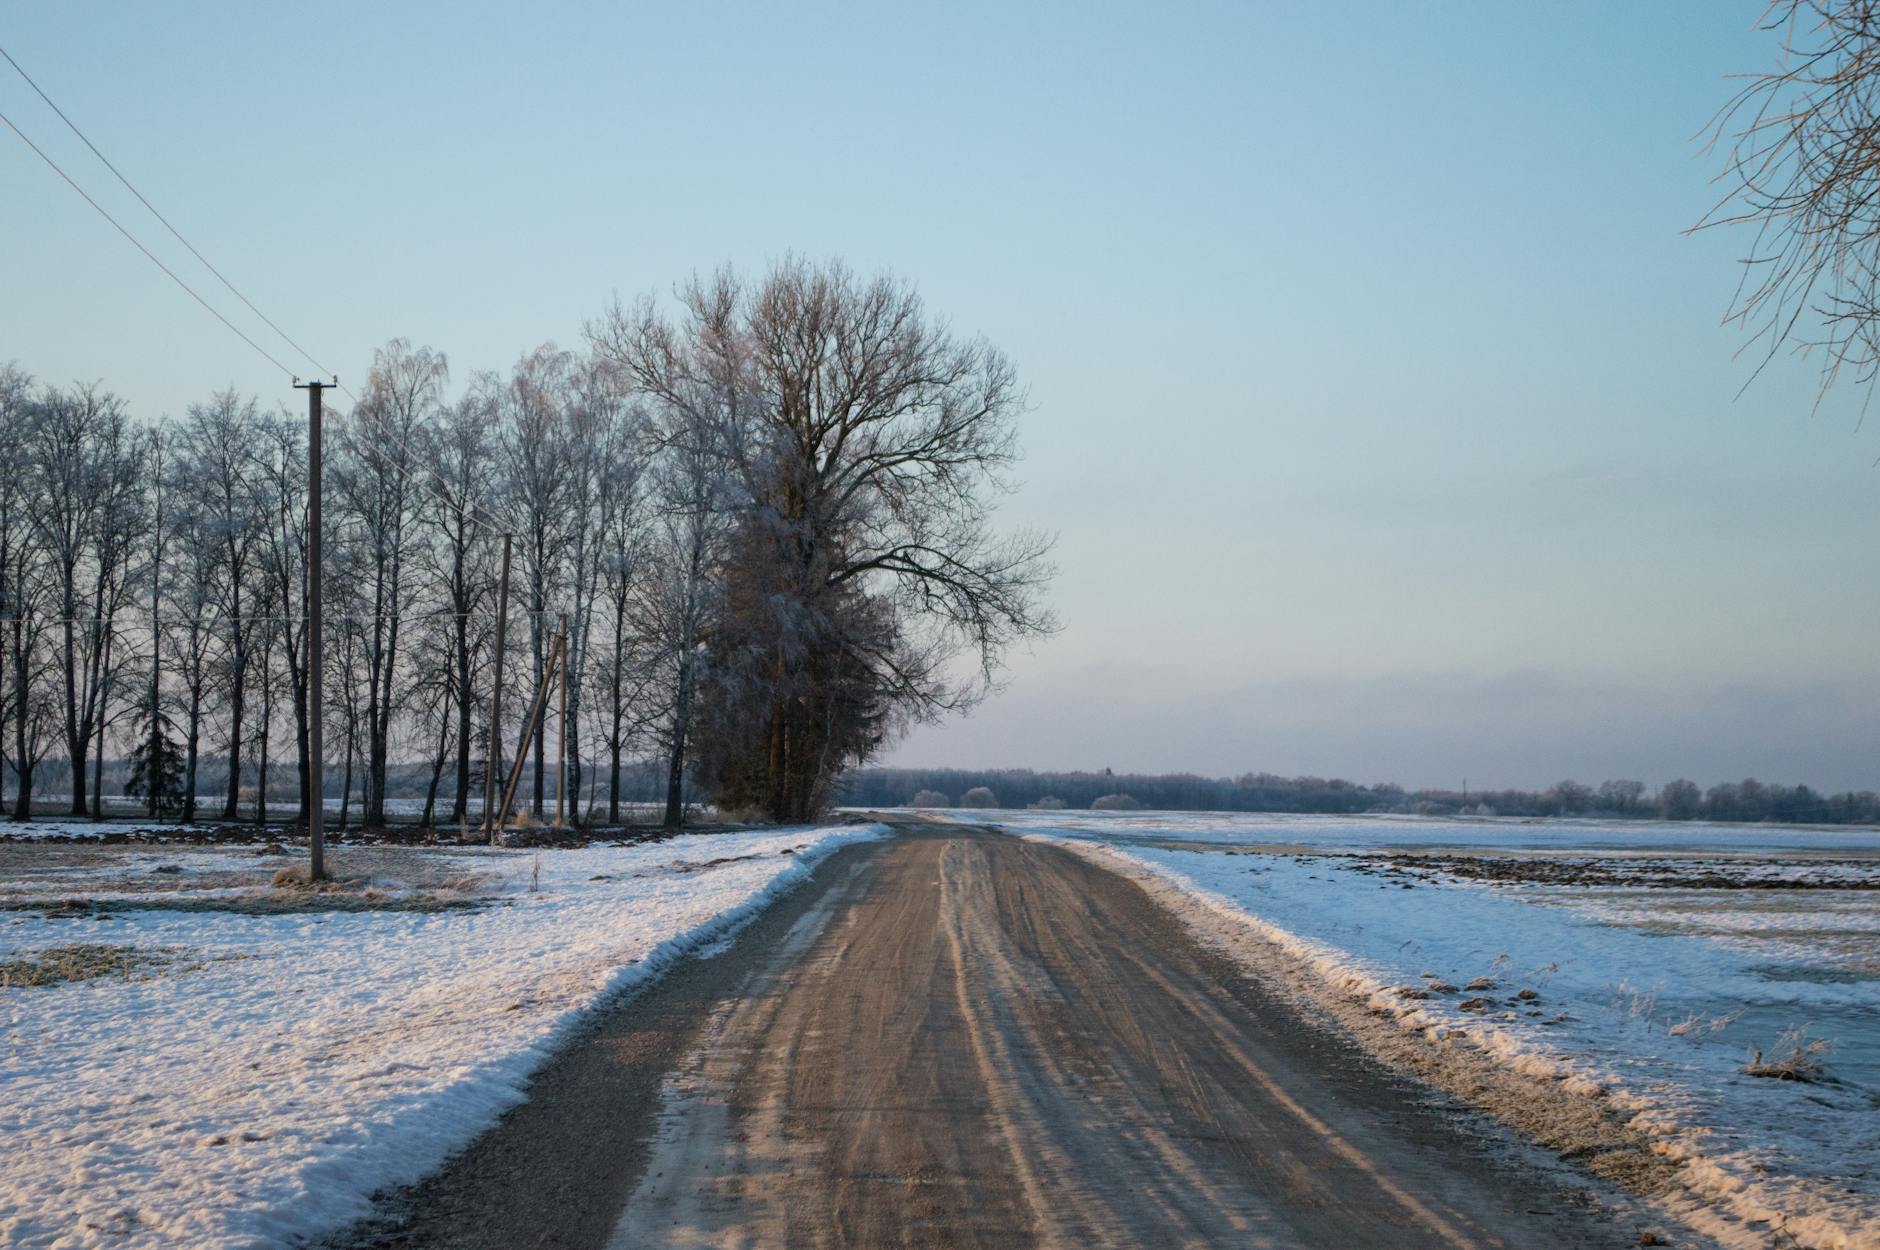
[
  {"xmin": 498, "ymin": 345, "xmax": 574, "ymax": 819},
  {"xmin": 173, "ymin": 391, "xmax": 265, "ymax": 821},
  {"xmin": 334, "ymin": 340, "xmax": 447, "ymax": 826},
  {"xmin": 591, "ymin": 259, "xmax": 1055, "ymax": 822},
  {"xmin": 555, "ymin": 358, "xmax": 646, "ymax": 823},
  {"xmin": 1698, "ymin": 1, "xmax": 1880, "ymax": 396},
  {"xmin": 0, "ymin": 364, "xmax": 53, "ymax": 817},
  {"xmin": 252, "ymin": 412, "xmax": 314, "ymax": 820},
  {"xmin": 166, "ymin": 422, "xmax": 232, "ymax": 823},
  {"xmin": 137, "ymin": 428, "xmax": 166, "ymax": 818},
  {"xmin": 586, "ymin": 296, "xmax": 744, "ymax": 828},
  {"xmin": 26, "ymin": 383, "xmax": 143, "ymax": 816},
  {"xmin": 427, "ymin": 377, "xmax": 500, "ymax": 824},
  {"xmin": 0, "ymin": 259, "xmax": 1051, "ymax": 829},
  {"xmin": 86, "ymin": 417, "xmax": 148, "ymax": 817},
  {"xmin": 590, "ymin": 404, "xmax": 656, "ymax": 824},
  {"xmin": 409, "ymin": 619, "xmax": 457, "ymax": 827}
]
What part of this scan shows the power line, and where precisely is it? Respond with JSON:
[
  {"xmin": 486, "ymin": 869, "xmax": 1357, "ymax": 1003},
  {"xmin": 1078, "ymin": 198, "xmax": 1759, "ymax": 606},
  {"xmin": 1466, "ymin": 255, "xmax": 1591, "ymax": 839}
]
[
  {"xmin": 0, "ymin": 104, "xmax": 297, "ymax": 381},
  {"xmin": 0, "ymin": 49, "xmax": 509, "ymax": 536},
  {"xmin": 0, "ymin": 42, "xmax": 339, "ymax": 384}
]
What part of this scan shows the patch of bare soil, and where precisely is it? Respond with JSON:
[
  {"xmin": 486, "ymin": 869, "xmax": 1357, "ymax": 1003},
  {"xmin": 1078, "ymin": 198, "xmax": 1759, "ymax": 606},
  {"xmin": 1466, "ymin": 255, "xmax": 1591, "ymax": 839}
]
[
  {"xmin": 0, "ymin": 845, "xmax": 507, "ymax": 915},
  {"xmin": 1361, "ymin": 852, "xmax": 1880, "ymax": 890}
]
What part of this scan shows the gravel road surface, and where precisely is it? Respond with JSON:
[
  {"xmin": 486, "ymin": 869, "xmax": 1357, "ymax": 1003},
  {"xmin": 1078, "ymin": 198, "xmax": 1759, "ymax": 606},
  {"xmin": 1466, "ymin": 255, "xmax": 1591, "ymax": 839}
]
[{"xmin": 342, "ymin": 826, "xmax": 1648, "ymax": 1249}]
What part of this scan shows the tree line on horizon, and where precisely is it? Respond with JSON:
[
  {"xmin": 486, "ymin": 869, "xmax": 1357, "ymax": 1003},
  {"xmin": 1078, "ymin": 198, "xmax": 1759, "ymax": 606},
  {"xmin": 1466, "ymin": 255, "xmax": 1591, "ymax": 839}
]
[
  {"xmin": 842, "ymin": 767, "xmax": 1880, "ymax": 825},
  {"xmin": 0, "ymin": 258, "xmax": 1052, "ymax": 828}
]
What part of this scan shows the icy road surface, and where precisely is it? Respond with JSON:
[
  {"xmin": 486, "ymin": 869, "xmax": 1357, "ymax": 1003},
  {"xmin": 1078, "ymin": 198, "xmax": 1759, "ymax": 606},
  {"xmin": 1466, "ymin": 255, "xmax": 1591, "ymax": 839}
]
[{"xmin": 975, "ymin": 809, "xmax": 1880, "ymax": 1250}]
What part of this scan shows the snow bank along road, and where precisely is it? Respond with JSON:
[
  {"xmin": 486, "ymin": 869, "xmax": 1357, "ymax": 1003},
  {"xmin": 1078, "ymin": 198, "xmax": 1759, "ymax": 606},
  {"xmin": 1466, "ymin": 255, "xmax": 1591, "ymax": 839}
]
[
  {"xmin": 351, "ymin": 825, "xmax": 1673, "ymax": 1249},
  {"xmin": 0, "ymin": 824, "xmax": 888, "ymax": 1250}
]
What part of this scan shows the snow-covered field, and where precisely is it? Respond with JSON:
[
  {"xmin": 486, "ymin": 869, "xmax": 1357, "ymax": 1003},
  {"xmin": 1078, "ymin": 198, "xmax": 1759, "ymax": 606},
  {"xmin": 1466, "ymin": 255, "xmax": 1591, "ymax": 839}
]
[
  {"xmin": 0, "ymin": 823, "xmax": 886, "ymax": 1249},
  {"xmin": 971, "ymin": 809, "xmax": 1880, "ymax": 1250}
]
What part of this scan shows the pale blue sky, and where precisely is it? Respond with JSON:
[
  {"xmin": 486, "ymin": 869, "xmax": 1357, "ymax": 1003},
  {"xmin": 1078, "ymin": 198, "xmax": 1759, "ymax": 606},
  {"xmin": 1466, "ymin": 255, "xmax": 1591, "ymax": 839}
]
[{"xmin": 4, "ymin": 4, "xmax": 1877, "ymax": 790}]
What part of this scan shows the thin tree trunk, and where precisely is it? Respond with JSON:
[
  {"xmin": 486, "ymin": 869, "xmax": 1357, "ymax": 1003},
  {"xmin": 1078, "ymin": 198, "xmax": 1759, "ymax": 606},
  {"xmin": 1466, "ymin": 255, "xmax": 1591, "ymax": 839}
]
[
  {"xmin": 291, "ymin": 672, "xmax": 310, "ymax": 823},
  {"xmin": 531, "ymin": 629, "xmax": 546, "ymax": 818},
  {"xmin": 607, "ymin": 586, "xmax": 627, "ymax": 824},
  {"xmin": 421, "ymin": 697, "xmax": 449, "ymax": 828},
  {"xmin": 609, "ymin": 739, "xmax": 623, "ymax": 825},
  {"xmin": 62, "ymin": 608, "xmax": 86, "ymax": 816},
  {"xmin": 256, "ymin": 637, "xmax": 272, "ymax": 827},
  {"xmin": 339, "ymin": 699, "xmax": 356, "ymax": 831},
  {"xmin": 183, "ymin": 682, "xmax": 202, "ymax": 825},
  {"xmin": 89, "ymin": 619, "xmax": 114, "ymax": 821},
  {"xmin": 11, "ymin": 617, "xmax": 32, "ymax": 820},
  {"xmin": 223, "ymin": 620, "xmax": 245, "ymax": 821},
  {"xmin": 451, "ymin": 563, "xmax": 473, "ymax": 823},
  {"xmin": 663, "ymin": 653, "xmax": 693, "ymax": 829},
  {"xmin": 92, "ymin": 691, "xmax": 106, "ymax": 821}
]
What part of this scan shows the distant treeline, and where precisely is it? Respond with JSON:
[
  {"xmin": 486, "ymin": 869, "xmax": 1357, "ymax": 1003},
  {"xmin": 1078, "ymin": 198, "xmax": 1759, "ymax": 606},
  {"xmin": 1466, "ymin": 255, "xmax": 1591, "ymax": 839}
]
[{"xmin": 839, "ymin": 768, "xmax": 1880, "ymax": 825}]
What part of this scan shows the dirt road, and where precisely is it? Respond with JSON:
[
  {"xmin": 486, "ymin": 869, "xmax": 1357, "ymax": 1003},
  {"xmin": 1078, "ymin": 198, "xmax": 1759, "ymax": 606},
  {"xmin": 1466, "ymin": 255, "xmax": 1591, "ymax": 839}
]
[{"xmin": 346, "ymin": 827, "xmax": 1641, "ymax": 1248}]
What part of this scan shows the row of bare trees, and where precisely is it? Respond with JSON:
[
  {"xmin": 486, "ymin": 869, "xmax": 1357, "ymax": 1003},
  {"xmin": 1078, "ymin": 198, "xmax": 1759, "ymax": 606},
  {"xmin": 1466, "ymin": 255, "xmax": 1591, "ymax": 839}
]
[{"xmin": 0, "ymin": 258, "xmax": 1053, "ymax": 827}]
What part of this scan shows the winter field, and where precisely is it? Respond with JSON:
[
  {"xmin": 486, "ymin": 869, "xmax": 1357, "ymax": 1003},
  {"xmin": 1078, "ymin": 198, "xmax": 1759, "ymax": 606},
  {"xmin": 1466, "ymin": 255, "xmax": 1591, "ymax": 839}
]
[
  {"xmin": 956, "ymin": 809, "xmax": 1880, "ymax": 1250},
  {"xmin": 0, "ymin": 821, "xmax": 887, "ymax": 1250}
]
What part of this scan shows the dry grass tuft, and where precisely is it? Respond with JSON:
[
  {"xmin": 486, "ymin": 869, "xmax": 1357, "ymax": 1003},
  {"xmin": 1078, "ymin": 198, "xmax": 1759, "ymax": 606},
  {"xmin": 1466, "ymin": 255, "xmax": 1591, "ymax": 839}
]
[
  {"xmin": 270, "ymin": 865, "xmax": 359, "ymax": 892},
  {"xmin": 1744, "ymin": 1027, "xmax": 1835, "ymax": 1083},
  {"xmin": 0, "ymin": 942, "xmax": 179, "ymax": 988},
  {"xmin": 1667, "ymin": 1009, "xmax": 1742, "ymax": 1040}
]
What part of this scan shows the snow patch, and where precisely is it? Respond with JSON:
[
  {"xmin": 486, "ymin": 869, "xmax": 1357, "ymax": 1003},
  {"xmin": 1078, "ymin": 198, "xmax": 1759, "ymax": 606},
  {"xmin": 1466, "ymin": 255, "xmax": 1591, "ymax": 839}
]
[{"xmin": 0, "ymin": 823, "xmax": 887, "ymax": 1249}]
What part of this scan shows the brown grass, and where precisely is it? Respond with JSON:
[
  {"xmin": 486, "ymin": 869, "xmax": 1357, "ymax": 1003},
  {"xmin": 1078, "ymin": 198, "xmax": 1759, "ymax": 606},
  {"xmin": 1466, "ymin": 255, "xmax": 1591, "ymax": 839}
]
[
  {"xmin": 0, "ymin": 942, "xmax": 181, "ymax": 989},
  {"xmin": 2, "ymin": 892, "xmax": 476, "ymax": 917}
]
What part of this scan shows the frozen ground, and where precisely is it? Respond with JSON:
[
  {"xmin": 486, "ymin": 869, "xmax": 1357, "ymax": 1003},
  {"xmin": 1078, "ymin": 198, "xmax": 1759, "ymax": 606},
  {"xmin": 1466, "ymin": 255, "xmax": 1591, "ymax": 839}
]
[
  {"xmin": 0, "ymin": 797, "xmax": 681, "ymax": 837},
  {"xmin": 0, "ymin": 822, "xmax": 887, "ymax": 1250},
  {"xmin": 972, "ymin": 810, "xmax": 1880, "ymax": 1250}
]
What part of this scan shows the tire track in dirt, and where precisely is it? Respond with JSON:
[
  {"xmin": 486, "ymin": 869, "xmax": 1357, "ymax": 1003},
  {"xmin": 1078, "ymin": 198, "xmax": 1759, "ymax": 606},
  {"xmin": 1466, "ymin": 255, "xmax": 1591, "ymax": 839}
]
[{"xmin": 604, "ymin": 828, "xmax": 1646, "ymax": 1248}]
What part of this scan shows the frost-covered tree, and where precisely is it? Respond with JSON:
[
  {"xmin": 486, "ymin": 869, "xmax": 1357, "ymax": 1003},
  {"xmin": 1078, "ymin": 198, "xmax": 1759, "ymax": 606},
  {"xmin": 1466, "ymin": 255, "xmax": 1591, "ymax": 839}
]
[
  {"xmin": 498, "ymin": 345, "xmax": 576, "ymax": 818},
  {"xmin": 591, "ymin": 258, "xmax": 1055, "ymax": 823},
  {"xmin": 173, "ymin": 390, "xmax": 265, "ymax": 820},
  {"xmin": 424, "ymin": 375, "xmax": 502, "ymax": 824},
  {"xmin": 0, "ymin": 364, "xmax": 57, "ymax": 818},
  {"xmin": 334, "ymin": 340, "xmax": 447, "ymax": 826},
  {"xmin": 252, "ymin": 412, "xmax": 314, "ymax": 819},
  {"xmin": 26, "ymin": 382, "xmax": 143, "ymax": 815}
]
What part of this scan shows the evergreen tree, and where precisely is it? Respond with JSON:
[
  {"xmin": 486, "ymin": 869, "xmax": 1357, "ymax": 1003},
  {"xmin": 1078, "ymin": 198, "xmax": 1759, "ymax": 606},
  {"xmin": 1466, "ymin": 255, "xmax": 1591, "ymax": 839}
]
[{"xmin": 125, "ymin": 710, "xmax": 186, "ymax": 819}]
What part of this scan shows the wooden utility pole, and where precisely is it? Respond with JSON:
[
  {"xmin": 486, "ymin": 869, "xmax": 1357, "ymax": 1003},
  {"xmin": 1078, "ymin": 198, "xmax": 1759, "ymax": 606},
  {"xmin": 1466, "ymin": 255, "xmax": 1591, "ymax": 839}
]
[
  {"xmin": 483, "ymin": 532, "xmax": 513, "ymax": 843},
  {"xmin": 554, "ymin": 611, "xmax": 567, "ymax": 829},
  {"xmin": 295, "ymin": 379, "xmax": 330, "ymax": 880}
]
